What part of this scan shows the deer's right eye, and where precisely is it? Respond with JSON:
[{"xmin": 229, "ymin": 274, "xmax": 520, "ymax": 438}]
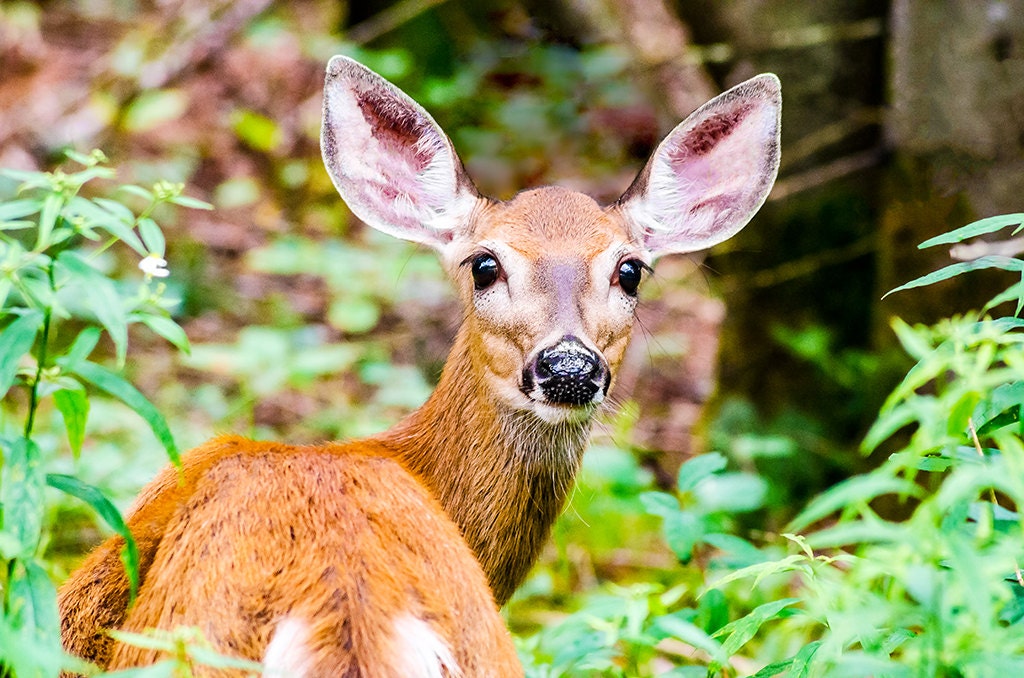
[{"xmin": 471, "ymin": 253, "xmax": 501, "ymax": 290}]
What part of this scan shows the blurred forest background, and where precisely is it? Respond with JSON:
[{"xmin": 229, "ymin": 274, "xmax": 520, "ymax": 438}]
[{"xmin": 2, "ymin": 0, "xmax": 1024, "ymax": 673}]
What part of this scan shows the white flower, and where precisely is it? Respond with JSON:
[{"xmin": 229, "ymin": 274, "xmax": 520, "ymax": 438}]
[{"xmin": 139, "ymin": 254, "xmax": 170, "ymax": 278}]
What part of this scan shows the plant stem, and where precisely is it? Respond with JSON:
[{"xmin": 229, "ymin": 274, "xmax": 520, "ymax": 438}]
[{"xmin": 23, "ymin": 264, "xmax": 55, "ymax": 439}]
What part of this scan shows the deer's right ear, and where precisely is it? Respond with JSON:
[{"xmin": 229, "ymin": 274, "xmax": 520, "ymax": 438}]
[{"xmin": 321, "ymin": 56, "xmax": 481, "ymax": 250}]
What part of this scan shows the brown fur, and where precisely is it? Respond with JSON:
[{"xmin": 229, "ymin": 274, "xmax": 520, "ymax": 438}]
[
  {"xmin": 59, "ymin": 57, "xmax": 781, "ymax": 675},
  {"xmin": 58, "ymin": 193, "xmax": 641, "ymax": 676}
]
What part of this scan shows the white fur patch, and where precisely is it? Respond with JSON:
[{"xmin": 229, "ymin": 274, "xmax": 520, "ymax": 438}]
[
  {"xmin": 391, "ymin": 614, "xmax": 462, "ymax": 678},
  {"xmin": 263, "ymin": 617, "xmax": 315, "ymax": 678}
]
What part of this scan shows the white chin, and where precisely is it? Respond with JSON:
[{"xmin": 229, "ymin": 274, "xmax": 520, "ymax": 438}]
[{"xmin": 530, "ymin": 400, "xmax": 599, "ymax": 425}]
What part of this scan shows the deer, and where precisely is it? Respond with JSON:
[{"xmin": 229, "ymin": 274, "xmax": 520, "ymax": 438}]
[{"xmin": 58, "ymin": 55, "xmax": 781, "ymax": 676}]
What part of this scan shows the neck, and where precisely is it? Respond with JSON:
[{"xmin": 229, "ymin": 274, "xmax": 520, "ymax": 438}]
[{"xmin": 374, "ymin": 327, "xmax": 592, "ymax": 604}]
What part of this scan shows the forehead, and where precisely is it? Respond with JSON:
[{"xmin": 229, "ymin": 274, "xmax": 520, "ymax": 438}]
[{"xmin": 472, "ymin": 187, "xmax": 632, "ymax": 258}]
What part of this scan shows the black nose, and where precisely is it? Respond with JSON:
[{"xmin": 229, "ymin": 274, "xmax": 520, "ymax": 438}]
[{"xmin": 523, "ymin": 336, "xmax": 609, "ymax": 406}]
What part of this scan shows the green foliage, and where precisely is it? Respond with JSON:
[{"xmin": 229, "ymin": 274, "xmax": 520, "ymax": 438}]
[
  {"xmin": 104, "ymin": 628, "xmax": 263, "ymax": 677},
  {"xmin": 520, "ymin": 214, "xmax": 1024, "ymax": 676},
  {"xmin": 0, "ymin": 151, "xmax": 204, "ymax": 675}
]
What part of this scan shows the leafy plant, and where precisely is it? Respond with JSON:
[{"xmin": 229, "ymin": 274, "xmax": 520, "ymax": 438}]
[
  {"xmin": 0, "ymin": 150, "xmax": 204, "ymax": 676},
  {"xmin": 519, "ymin": 214, "xmax": 1024, "ymax": 677}
]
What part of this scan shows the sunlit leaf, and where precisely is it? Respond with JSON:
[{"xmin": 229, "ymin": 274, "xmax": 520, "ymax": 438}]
[
  {"xmin": 677, "ymin": 451, "xmax": 727, "ymax": 493},
  {"xmin": 0, "ymin": 310, "xmax": 42, "ymax": 398},
  {"xmin": 694, "ymin": 473, "xmax": 767, "ymax": 513},
  {"xmin": 53, "ymin": 388, "xmax": 89, "ymax": 458},
  {"xmin": 884, "ymin": 256, "xmax": 1024, "ymax": 298},
  {"xmin": 804, "ymin": 520, "xmax": 909, "ymax": 549},
  {"xmin": 123, "ymin": 89, "xmax": 188, "ymax": 132},
  {"xmin": 230, "ymin": 108, "xmax": 283, "ymax": 153},
  {"xmin": 70, "ymin": 360, "xmax": 179, "ymax": 466},
  {"xmin": 6, "ymin": 558, "xmax": 63, "ymax": 675},
  {"xmin": 35, "ymin": 191, "xmax": 63, "ymax": 250},
  {"xmin": 47, "ymin": 474, "xmax": 139, "ymax": 603},
  {"xmin": 167, "ymin": 194, "xmax": 212, "ymax": 210},
  {"xmin": 137, "ymin": 217, "xmax": 165, "ymax": 256},
  {"xmin": 56, "ymin": 250, "xmax": 129, "ymax": 365},
  {"xmin": 651, "ymin": 613, "xmax": 725, "ymax": 664},
  {"xmin": 101, "ymin": 660, "xmax": 177, "ymax": 678},
  {"xmin": 0, "ymin": 198, "xmax": 42, "ymax": 222},
  {"xmin": 0, "ymin": 437, "xmax": 45, "ymax": 556},
  {"xmin": 918, "ymin": 214, "xmax": 1024, "ymax": 248},
  {"xmin": 787, "ymin": 475, "xmax": 922, "ymax": 532},
  {"xmin": 714, "ymin": 598, "xmax": 800, "ymax": 657},
  {"xmin": 132, "ymin": 313, "xmax": 191, "ymax": 354},
  {"xmin": 57, "ymin": 327, "xmax": 102, "ymax": 372}
]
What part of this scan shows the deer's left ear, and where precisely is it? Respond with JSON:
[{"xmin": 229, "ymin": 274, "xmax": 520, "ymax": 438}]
[{"xmin": 615, "ymin": 74, "xmax": 781, "ymax": 258}]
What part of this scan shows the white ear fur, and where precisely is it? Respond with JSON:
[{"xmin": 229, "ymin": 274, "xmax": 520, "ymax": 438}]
[
  {"xmin": 320, "ymin": 56, "xmax": 481, "ymax": 250},
  {"xmin": 616, "ymin": 74, "xmax": 781, "ymax": 257}
]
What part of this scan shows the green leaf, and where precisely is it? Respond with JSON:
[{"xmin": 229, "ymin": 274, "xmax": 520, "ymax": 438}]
[
  {"xmin": 694, "ymin": 472, "xmax": 767, "ymax": 513},
  {"xmin": 6, "ymin": 558, "xmax": 63, "ymax": 675},
  {"xmin": 890, "ymin": 317, "xmax": 933, "ymax": 361},
  {"xmin": 56, "ymin": 250, "xmax": 129, "ymax": 365},
  {"xmin": 47, "ymin": 473, "xmax": 139, "ymax": 603},
  {"xmin": 639, "ymin": 491, "xmax": 680, "ymax": 518},
  {"xmin": 187, "ymin": 645, "xmax": 263, "ymax": 671},
  {"xmin": 101, "ymin": 660, "xmax": 177, "ymax": 678},
  {"xmin": 651, "ymin": 613, "xmax": 725, "ymax": 664},
  {"xmin": 0, "ymin": 310, "xmax": 42, "ymax": 398},
  {"xmin": 639, "ymin": 492, "xmax": 703, "ymax": 562},
  {"xmin": 750, "ymin": 658, "xmax": 794, "ymax": 677},
  {"xmin": 35, "ymin": 191, "xmax": 63, "ymax": 251},
  {"xmin": 7, "ymin": 559, "xmax": 60, "ymax": 639},
  {"xmin": 137, "ymin": 217, "xmax": 165, "ymax": 257},
  {"xmin": 53, "ymin": 388, "xmax": 89, "ymax": 458},
  {"xmin": 677, "ymin": 451, "xmax": 728, "ymax": 493},
  {"xmin": 230, "ymin": 108, "xmax": 283, "ymax": 153},
  {"xmin": 0, "ymin": 437, "xmax": 45, "ymax": 556},
  {"xmin": 123, "ymin": 89, "xmax": 188, "ymax": 132},
  {"xmin": 71, "ymin": 360, "xmax": 180, "ymax": 466},
  {"xmin": 714, "ymin": 598, "xmax": 800, "ymax": 657},
  {"xmin": 706, "ymin": 554, "xmax": 809, "ymax": 592},
  {"xmin": 804, "ymin": 520, "xmax": 909, "ymax": 549},
  {"xmin": 57, "ymin": 326, "xmax": 102, "ymax": 372},
  {"xmin": 327, "ymin": 297, "xmax": 381, "ymax": 334},
  {"xmin": 983, "ymin": 274, "xmax": 1024, "ymax": 315},
  {"xmin": 133, "ymin": 313, "xmax": 191, "ymax": 354},
  {"xmin": 0, "ymin": 197, "xmax": 42, "ymax": 222},
  {"xmin": 884, "ymin": 256, "xmax": 1024, "ymax": 298},
  {"xmin": 85, "ymin": 202, "xmax": 147, "ymax": 256},
  {"xmin": 167, "ymin": 194, "xmax": 213, "ymax": 210},
  {"xmin": 789, "ymin": 641, "xmax": 823, "ymax": 678},
  {"xmin": 918, "ymin": 214, "xmax": 1024, "ymax": 248},
  {"xmin": 787, "ymin": 475, "xmax": 922, "ymax": 532}
]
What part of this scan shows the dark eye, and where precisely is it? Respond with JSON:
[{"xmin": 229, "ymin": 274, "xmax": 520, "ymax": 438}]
[
  {"xmin": 617, "ymin": 259, "xmax": 646, "ymax": 296},
  {"xmin": 471, "ymin": 253, "xmax": 501, "ymax": 290}
]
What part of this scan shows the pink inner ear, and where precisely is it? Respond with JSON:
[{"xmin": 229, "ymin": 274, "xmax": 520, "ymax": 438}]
[
  {"xmin": 631, "ymin": 93, "xmax": 780, "ymax": 255},
  {"xmin": 668, "ymin": 103, "xmax": 755, "ymax": 161},
  {"xmin": 347, "ymin": 92, "xmax": 450, "ymax": 231},
  {"xmin": 358, "ymin": 91, "xmax": 435, "ymax": 173}
]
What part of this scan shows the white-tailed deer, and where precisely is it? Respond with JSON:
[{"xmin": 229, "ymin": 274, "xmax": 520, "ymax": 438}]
[{"xmin": 59, "ymin": 56, "xmax": 781, "ymax": 675}]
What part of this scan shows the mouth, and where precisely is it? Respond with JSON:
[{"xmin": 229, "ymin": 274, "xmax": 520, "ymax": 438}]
[{"xmin": 523, "ymin": 393, "xmax": 603, "ymax": 425}]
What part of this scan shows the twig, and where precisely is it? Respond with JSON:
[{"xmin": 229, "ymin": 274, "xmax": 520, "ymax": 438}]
[{"xmin": 347, "ymin": 0, "xmax": 453, "ymax": 45}]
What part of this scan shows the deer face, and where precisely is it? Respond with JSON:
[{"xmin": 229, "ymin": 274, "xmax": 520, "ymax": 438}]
[
  {"xmin": 440, "ymin": 188, "xmax": 643, "ymax": 423},
  {"xmin": 321, "ymin": 56, "xmax": 781, "ymax": 425}
]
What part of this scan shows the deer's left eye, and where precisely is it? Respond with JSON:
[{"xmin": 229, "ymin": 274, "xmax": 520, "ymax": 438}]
[{"xmin": 616, "ymin": 259, "xmax": 647, "ymax": 296}]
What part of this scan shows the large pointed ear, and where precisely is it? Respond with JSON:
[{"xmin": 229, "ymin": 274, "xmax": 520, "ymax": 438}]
[
  {"xmin": 615, "ymin": 74, "xmax": 781, "ymax": 257},
  {"xmin": 320, "ymin": 56, "xmax": 482, "ymax": 250}
]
